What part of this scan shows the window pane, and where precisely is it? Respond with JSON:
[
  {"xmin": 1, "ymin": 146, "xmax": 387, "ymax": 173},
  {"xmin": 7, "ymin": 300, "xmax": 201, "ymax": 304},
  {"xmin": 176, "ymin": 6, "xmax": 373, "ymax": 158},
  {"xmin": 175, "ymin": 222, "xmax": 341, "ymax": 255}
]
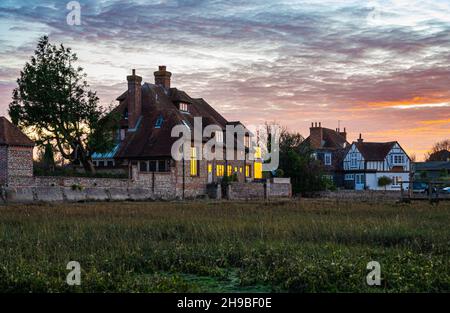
[
  {"xmin": 139, "ymin": 161, "xmax": 147, "ymax": 172},
  {"xmin": 254, "ymin": 162, "xmax": 262, "ymax": 179}
]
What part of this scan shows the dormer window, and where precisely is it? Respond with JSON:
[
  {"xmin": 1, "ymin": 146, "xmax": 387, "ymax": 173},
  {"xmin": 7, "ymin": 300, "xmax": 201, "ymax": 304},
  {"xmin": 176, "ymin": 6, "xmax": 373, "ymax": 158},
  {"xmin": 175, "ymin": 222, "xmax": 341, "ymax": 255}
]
[{"xmin": 179, "ymin": 102, "xmax": 189, "ymax": 112}]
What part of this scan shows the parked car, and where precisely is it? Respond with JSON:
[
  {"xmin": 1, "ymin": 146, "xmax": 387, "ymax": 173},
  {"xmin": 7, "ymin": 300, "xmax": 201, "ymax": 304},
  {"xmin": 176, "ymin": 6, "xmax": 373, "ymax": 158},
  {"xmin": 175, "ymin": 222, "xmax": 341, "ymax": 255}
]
[
  {"xmin": 412, "ymin": 182, "xmax": 437, "ymax": 194},
  {"xmin": 412, "ymin": 182, "xmax": 428, "ymax": 193},
  {"xmin": 440, "ymin": 186, "xmax": 450, "ymax": 194}
]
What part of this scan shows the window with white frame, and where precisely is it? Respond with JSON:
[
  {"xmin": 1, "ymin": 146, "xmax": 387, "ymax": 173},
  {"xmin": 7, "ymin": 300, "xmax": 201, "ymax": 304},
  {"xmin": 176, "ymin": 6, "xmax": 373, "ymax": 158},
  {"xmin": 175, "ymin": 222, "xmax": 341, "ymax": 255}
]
[
  {"xmin": 392, "ymin": 155, "xmax": 404, "ymax": 164},
  {"xmin": 324, "ymin": 153, "xmax": 332, "ymax": 165},
  {"xmin": 351, "ymin": 156, "xmax": 357, "ymax": 168},
  {"xmin": 392, "ymin": 176, "xmax": 402, "ymax": 186},
  {"xmin": 345, "ymin": 174, "xmax": 354, "ymax": 180},
  {"xmin": 179, "ymin": 102, "xmax": 189, "ymax": 112}
]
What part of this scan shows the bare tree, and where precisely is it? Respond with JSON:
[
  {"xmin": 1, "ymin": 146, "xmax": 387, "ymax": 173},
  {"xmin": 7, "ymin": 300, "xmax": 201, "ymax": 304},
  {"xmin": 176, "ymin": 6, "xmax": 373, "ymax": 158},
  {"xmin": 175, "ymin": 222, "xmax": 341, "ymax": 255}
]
[{"xmin": 425, "ymin": 139, "xmax": 450, "ymax": 161}]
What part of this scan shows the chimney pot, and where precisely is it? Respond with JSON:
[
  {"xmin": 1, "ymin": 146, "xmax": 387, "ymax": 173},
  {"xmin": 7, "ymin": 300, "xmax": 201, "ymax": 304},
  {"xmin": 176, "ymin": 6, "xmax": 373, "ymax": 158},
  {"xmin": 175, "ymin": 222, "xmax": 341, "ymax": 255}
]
[
  {"xmin": 319, "ymin": 122, "xmax": 321, "ymax": 127},
  {"xmin": 132, "ymin": 69, "xmax": 136, "ymax": 75},
  {"xmin": 154, "ymin": 65, "xmax": 172, "ymax": 89},
  {"xmin": 357, "ymin": 133, "xmax": 363, "ymax": 143}
]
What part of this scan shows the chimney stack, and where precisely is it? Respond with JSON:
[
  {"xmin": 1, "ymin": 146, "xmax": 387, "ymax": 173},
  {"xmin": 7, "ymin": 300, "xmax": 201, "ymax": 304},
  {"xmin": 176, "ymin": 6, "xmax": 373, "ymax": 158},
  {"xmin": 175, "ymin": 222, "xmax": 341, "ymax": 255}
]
[
  {"xmin": 154, "ymin": 65, "xmax": 172, "ymax": 89},
  {"xmin": 309, "ymin": 121, "xmax": 323, "ymax": 149},
  {"xmin": 339, "ymin": 127, "xmax": 347, "ymax": 141},
  {"xmin": 357, "ymin": 133, "xmax": 363, "ymax": 143},
  {"xmin": 127, "ymin": 69, "xmax": 142, "ymax": 129}
]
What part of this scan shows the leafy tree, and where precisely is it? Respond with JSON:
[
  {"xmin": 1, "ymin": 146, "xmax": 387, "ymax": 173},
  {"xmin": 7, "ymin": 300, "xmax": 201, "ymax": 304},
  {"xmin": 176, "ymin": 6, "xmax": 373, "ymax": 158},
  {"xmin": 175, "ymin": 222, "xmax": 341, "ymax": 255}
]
[
  {"xmin": 9, "ymin": 36, "xmax": 119, "ymax": 173},
  {"xmin": 277, "ymin": 129, "xmax": 328, "ymax": 194},
  {"xmin": 378, "ymin": 176, "xmax": 392, "ymax": 191}
]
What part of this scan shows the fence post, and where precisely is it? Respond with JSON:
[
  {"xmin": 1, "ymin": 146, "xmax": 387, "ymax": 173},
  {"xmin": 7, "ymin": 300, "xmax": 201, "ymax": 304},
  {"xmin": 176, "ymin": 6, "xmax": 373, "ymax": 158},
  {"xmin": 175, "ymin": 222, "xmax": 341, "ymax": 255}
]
[{"xmin": 428, "ymin": 183, "xmax": 432, "ymax": 202}]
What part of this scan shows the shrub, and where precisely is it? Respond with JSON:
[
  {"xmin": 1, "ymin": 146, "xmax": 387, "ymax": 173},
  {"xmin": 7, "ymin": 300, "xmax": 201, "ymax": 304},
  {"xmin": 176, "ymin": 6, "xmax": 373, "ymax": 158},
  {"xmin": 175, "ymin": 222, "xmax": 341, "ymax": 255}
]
[{"xmin": 378, "ymin": 176, "xmax": 393, "ymax": 190}]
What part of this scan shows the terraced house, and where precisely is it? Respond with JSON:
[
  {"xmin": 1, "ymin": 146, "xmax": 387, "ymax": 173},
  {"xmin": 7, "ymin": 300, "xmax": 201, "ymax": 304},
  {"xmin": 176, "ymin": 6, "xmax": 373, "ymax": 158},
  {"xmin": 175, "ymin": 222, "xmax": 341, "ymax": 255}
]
[{"xmin": 92, "ymin": 66, "xmax": 263, "ymax": 198}]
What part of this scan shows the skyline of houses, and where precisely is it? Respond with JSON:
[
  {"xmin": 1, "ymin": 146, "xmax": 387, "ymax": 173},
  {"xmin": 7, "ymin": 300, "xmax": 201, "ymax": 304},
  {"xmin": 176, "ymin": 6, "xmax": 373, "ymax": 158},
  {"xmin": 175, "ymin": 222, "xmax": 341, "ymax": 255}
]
[{"xmin": 0, "ymin": 65, "xmax": 448, "ymax": 193}]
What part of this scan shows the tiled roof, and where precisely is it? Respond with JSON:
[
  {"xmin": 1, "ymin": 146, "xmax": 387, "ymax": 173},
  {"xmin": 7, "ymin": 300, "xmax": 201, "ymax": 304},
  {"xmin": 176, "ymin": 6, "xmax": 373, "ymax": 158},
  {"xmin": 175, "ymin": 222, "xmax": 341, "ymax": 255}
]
[
  {"xmin": 355, "ymin": 141, "xmax": 396, "ymax": 161},
  {"xmin": 114, "ymin": 83, "xmax": 233, "ymax": 159},
  {"xmin": 0, "ymin": 117, "xmax": 34, "ymax": 147},
  {"xmin": 303, "ymin": 127, "xmax": 348, "ymax": 150}
]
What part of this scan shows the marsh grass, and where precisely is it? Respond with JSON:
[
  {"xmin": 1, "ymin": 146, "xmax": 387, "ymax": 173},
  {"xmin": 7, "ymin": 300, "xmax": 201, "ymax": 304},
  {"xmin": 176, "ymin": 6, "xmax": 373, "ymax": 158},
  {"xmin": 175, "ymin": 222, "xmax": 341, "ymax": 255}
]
[{"xmin": 0, "ymin": 199, "xmax": 448, "ymax": 292}]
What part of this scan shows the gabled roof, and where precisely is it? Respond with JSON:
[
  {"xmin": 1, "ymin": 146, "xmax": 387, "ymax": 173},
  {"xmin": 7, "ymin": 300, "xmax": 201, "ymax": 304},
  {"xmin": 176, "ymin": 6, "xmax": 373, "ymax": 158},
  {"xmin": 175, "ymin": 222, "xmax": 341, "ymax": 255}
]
[
  {"xmin": 0, "ymin": 117, "xmax": 34, "ymax": 147},
  {"xmin": 354, "ymin": 141, "xmax": 396, "ymax": 161},
  {"xmin": 114, "ymin": 83, "xmax": 233, "ymax": 159}
]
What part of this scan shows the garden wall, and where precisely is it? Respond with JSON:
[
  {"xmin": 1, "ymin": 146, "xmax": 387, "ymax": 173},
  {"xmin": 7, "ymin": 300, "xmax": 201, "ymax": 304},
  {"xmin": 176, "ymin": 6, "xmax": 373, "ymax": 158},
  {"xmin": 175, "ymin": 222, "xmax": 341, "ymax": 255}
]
[
  {"xmin": 317, "ymin": 190, "xmax": 401, "ymax": 201},
  {"xmin": 3, "ymin": 186, "xmax": 155, "ymax": 203}
]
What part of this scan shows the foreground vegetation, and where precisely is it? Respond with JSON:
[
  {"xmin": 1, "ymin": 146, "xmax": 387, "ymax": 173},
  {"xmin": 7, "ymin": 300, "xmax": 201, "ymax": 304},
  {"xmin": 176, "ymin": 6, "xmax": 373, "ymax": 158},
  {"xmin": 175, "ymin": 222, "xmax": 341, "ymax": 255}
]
[{"xmin": 0, "ymin": 200, "xmax": 448, "ymax": 292}]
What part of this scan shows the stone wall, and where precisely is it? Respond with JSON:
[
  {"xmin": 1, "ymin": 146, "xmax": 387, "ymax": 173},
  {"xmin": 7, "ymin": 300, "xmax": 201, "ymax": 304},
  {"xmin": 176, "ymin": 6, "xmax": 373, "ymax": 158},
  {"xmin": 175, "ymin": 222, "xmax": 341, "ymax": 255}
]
[
  {"xmin": 226, "ymin": 182, "xmax": 266, "ymax": 200},
  {"xmin": 0, "ymin": 145, "xmax": 33, "ymax": 185},
  {"xmin": 268, "ymin": 181, "xmax": 292, "ymax": 198},
  {"xmin": 3, "ymin": 186, "xmax": 154, "ymax": 203},
  {"xmin": 2, "ymin": 157, "xmax": 292, "ymax": 202},
  {"xmin": 8, "ymin": 175, "xmax": 131, "ymax": 188},
  {"xmin": 317, "ymin": 190, "xmax": 401, "ymax": 201},
  {"xmin": 8, "ymin": 146, "xmax": 33, "ymax": 178}
]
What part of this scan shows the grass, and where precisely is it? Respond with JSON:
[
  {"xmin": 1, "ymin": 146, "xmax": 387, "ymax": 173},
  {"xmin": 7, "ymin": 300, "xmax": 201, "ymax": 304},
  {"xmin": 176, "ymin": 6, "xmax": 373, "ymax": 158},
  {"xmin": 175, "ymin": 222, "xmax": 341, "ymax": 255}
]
[{"xmin": 0, "ymin": 199, "xmax": 448, "ymax": 293}]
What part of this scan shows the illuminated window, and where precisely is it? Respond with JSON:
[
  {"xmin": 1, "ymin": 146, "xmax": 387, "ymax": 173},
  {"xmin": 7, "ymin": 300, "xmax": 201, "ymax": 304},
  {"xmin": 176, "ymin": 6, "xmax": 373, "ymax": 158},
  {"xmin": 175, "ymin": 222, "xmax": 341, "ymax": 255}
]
[
  {"xmin": 254, "ymin": 162, "xmax": 262, "ymax": 179},
  {"xmin": 216, "ymin": 164, "xmax": 224, "ymax": 177},
  {"xmin": 190, "ymin": 147, "xmax": 198, "ymax": 176},
  {"xmin": 245, "ymin": 165, "xmax": 251, "ymax": 177},
  {"xmin": 180, "ymin": 102, "xmax": 189, "ymax": 112},
  {"xmin": 208, "ymin": 163, "xmax": 212, "ymax": 173},
  {"xmin": 227, "ymin": 165, "xmax": 232, "ymax": 176},
  {"xmin": 239, "ymin": 167, "xmax": 243, "ymax": 173},
  {"xmin": 254, "ymin": 147, "xmax": 262, "ymax": 159},
  {"xmin": 234, "ymin": 167, "xmax": 238, "ymax": 173}
]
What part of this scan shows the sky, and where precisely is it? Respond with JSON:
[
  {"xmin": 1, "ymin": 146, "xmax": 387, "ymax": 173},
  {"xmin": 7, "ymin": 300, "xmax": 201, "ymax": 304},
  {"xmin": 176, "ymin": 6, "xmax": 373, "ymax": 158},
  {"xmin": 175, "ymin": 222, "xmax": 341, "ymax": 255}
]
[{"xmin": 0, "ymin": 0, "xmax": 449, "ymax": 160}]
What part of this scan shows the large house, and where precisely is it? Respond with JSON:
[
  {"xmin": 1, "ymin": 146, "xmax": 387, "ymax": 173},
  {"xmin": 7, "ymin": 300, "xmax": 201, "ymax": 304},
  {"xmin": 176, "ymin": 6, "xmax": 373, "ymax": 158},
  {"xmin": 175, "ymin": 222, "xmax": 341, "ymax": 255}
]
[
  {"xmin": 343, "ymin": 135, "xmax": 411, "ymax": 190},
  {"xmin": 303, "ymin": 122, "xmax": 349, "ymax": 186},
  {"xmin": 92, "ymin": 66, "xmax": 262, "ymax": 198}
]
